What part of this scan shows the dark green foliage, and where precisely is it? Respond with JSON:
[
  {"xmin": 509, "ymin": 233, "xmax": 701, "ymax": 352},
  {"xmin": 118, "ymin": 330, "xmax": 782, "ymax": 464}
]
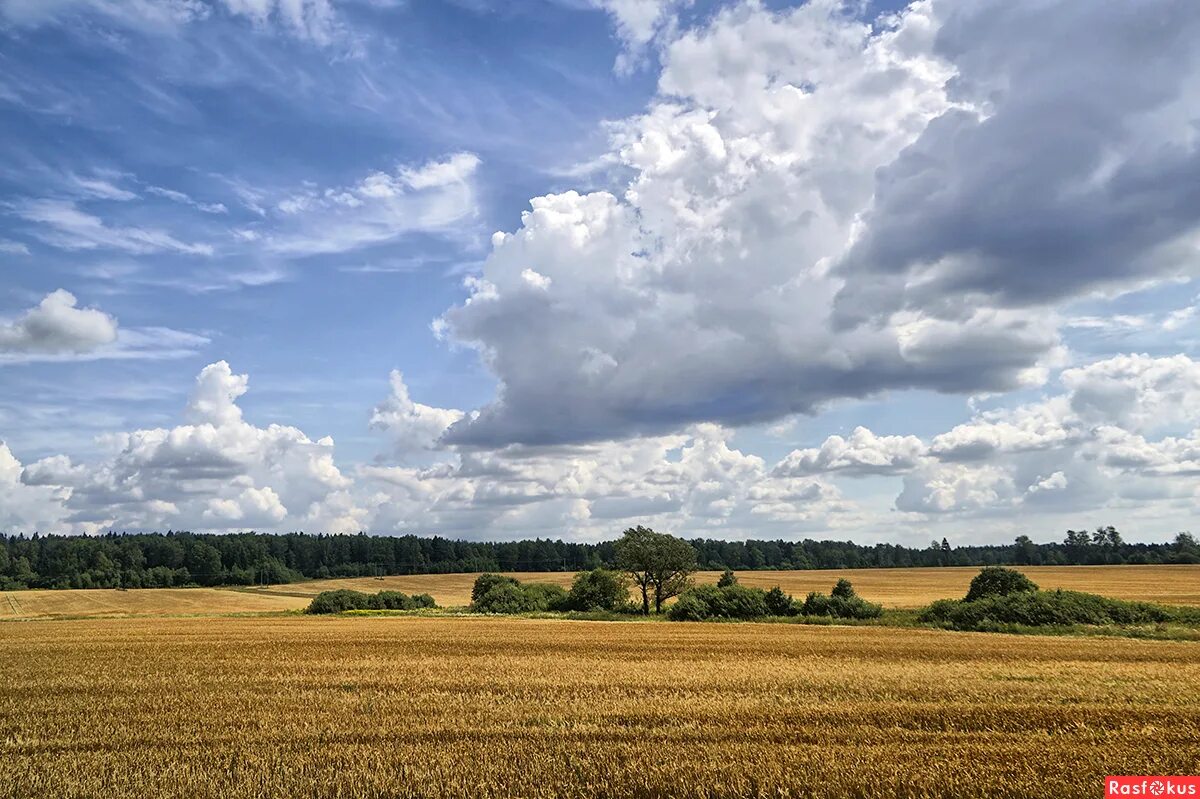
[
  {"xmin": 667, "ymin": 584, "xmax": 769, "ymax": 621},
  {"xmin": 0, "ymin": 526, "xmax": 1194, "ymax": 591},
  {"xmin": 471, "ymin": 573, "xmax": 519, "ymax": 605},
  {"xmin": 469, "ymin": 574, "xmax": 568, "ymax": 613},
  {"xmin": 471, "ymin": 582, "xmax": 534, "ymax": 614},
  {"xmin": 523, "ymin": 583, "xmax": 569, "ymax": 611},
  {"xmin": 964, "ymin": 566, "xmax": 1039, "ymax": 602},
  {"xmin": 562, "ymin": 569, "xmax": 629, "ymax": 612},
  {"xmin": 800, "ymin": 580, "xmax": 882, "ymax": 619},
  {"xmin": 763, "ymin": 586, "xmax": 797, "ymax": 616},
  {"xmin": 614, "ymin": 526, "xmax": 698, "ymax": 614},
  {"xmin": 306, "ymin": 590, "xmax": 373, "ymax": 614},
  {"xmin": 306, "ymin": 589, "xmax": 438, "ymax": 614},
  {"xmin": 716, "ymin": 569, "xmax": 738, "ymax": 588},
  {"xmin": 920, "ymin": 589, "xmax": 1200, "ymax": 631}
]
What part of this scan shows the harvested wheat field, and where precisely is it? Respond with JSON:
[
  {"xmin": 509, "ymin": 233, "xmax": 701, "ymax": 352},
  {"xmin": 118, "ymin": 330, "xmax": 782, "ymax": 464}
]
[
  {"xmin": 1, "ymin": 616, "xmax": 1197, "ymax": 799},
  {"xmin": 0, "ymin": 587, "xmax": 307, "ymax": 620},
  {"xmin": 260, "ymin": 564, "xmax": 1200, "ymax": 609}
]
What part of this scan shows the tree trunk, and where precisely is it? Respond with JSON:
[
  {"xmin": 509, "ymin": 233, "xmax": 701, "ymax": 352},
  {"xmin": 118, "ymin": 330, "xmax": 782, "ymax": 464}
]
[{"xmin": 641, "ymin": 586, "xmax": 650, "ymax": 615}]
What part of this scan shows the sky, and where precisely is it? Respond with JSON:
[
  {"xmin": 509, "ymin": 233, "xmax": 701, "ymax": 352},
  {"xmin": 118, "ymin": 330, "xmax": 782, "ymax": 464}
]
[{"xmin": 1, "ymin": 0, "xmax": 1198, "ymax": 546}]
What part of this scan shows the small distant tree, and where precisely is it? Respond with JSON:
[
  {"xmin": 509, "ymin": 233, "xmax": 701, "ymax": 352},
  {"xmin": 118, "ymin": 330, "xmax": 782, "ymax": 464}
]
[
  {"xmin": 717, "ymin": 569, "xmax": 738, "ymax": 588},
  {"xmin": 614, "ymin": 526, "xmax": 698, "ymax": 614},
  {"xmin": 831, "ymin": 578, "xmax": 856, "ymax": 599},
  {"xmin": 1013, "ymin": 535, "xmax": 1038, "ymax": 566},
  {"xmin": 964, "ymin": 566, "xmax": 1039, "ymax": 602}
]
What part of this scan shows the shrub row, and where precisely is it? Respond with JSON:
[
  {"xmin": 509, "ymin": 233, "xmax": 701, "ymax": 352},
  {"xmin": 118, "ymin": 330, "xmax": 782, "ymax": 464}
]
[
  {"xmin": 306, "ymin": 589, "xmax": 437, "ymax": 614},
  {"xmin": 668, "ymin": 578, "xmax": 882, "ymax": 621},
  {"xmin": 470, "ymin": 569, "xmax": 634, "ymax": 614},
  {"xmin": 920, "ymin": 589, "xmax": 1200, "ymax": 630},
  {"xmin": 918, "ymin": 566, "xmax": 1200, "ymax": 631}
]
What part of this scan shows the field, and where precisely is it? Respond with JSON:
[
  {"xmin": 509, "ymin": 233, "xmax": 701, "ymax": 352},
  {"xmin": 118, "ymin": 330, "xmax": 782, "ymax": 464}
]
[
  {"xmin": 261, "ymin": 564, "xmax": 1200, "ymax": 609},
  {"xmin": 1, "ymin": 615, "xmax": 1197, "ymax": 799},
  {"xmin": 0, "ymin": 586, "xmax": 307, "ymax": 620},
  {"xmin": 3, "ymin": 564, "xmax": 1198, "ymax": 620}
]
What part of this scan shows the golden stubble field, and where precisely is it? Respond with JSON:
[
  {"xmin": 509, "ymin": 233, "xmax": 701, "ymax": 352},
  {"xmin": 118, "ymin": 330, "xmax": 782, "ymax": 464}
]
[
  {"xmin": 3, "ymin": 564, "xmax": 1199, "ymax": 619},
  {"xmin": 1, "ymin": 616, "xmax": 1198, "ymax": 799},
  {"xmin": 262, "ymin": 564, "xmax": 1200, "ymax": 609}
]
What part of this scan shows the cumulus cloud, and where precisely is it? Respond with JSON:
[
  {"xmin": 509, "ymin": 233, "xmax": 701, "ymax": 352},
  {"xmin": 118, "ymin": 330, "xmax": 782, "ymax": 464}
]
[
  {"xmin": 594, "ymin": 0, "xmax": 687, "ymax": 73},
  {"xmin": 834, "ymin": 0, "xmax": 1200, "ymax": 323},
  {"xmin": 370, "ymin": 371, "xmax": 466, "ymax": 453},
  {"xmin": 18, "ymin": 361, "xmax": 359, "ymax": 533},
  {"xmin": 3, "ymin": 362, "xmax": 859, "ymax": 536},
  {"xmin": 774, "ymin": 427, "xmax": 927, "ymax": 477},
  {"xmin": 438, "ymin": 0, "xmax": 1092, "ymax": 447},
  {"xmin": 0, "ymin": 290, "xmax": 117, "ymax": 355},
  {"xmin": 901, "ymin": 353, "xmax": 1200, "ymax": 516}
]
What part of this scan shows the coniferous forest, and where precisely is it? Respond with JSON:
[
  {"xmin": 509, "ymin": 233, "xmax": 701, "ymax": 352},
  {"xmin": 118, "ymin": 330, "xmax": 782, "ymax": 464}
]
[{"xmin": 1, "ymin": 528, "xmax": 1196, "ymax": 590}]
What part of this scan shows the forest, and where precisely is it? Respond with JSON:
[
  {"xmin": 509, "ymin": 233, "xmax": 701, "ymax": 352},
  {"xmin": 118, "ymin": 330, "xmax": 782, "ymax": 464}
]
[{"xmin": 1, "ymin": 527, "xmax": 1196, "ymax": 590}]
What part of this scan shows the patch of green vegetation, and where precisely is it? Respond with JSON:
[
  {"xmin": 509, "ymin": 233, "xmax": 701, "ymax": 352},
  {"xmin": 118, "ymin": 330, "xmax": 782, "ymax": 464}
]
[
  {"xmin": 305, "ymin": 589, "xmax": 437, "ymax": 614},
  {"xmin": 917, "ymin": 567, "xmax": 1200, "ymax": 636}
]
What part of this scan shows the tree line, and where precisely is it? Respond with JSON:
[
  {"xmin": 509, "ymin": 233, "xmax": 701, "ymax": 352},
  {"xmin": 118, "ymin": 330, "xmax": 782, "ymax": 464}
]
[{"xmin": 0, "ymin": 526, "xmax": 1196, "ymax": 591}]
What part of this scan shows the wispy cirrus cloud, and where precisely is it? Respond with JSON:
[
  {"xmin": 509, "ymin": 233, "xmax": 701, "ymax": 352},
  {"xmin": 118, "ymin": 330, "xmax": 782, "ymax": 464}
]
[{"xmin": 13, "ymin": 199, "xmax": 213, "ymax": 255}]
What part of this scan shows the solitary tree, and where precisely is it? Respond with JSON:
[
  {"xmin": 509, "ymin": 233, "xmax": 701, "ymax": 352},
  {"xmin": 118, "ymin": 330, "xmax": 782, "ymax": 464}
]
[
  {"xmin": 614, "ymin": 526, "xmax": 698, "ymax": 614},
  {"xmin": 717, "ymin": 569, "xmax": 738, "ymax": 588}
]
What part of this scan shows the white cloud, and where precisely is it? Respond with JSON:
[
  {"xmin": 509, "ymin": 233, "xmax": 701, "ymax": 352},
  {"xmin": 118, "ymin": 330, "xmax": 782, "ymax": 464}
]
[
  {"xmin": 440, "ymin": 0, "xmax": 1077, "ymax": 447},
  {"xmin": 399, "ymin": 152, "xmax": 480, "ymax": 191},
  {"xmin": 0, "ymin": 240, "xmax": 31, "ymax": 255},
  {"xmin": 147, "ymin": 185, "xmax": 228, "ymax": 214},
  {"xmin": 18, "ymin": 361, "xmax": 356, "ymax": 533},
  {"xmin": 261, "ymin": 153, "xmax": 481, "ymax": 256},
  {"xmin": 0, "ymin": 290, "xmax": 117, "ymax": 355},
  {"xmin": 900, "ymin": 354, "xmax": 1200, "ymax": 516},
  {"xmin": 0, "ymin": 291, "xmax": 206, "ymax": 365},
  {"xmin": 0, "ymin": 0, "xmax": 341, "ymax": 44},
  {"xmin": 774, "ymin": 426, "xmax": 927, "ymax": 477},
  {"xmin": 594, "ymin": 0, "xmax": 687, "ymax": 73},
  {"xmin": 369, "ymin": 371, "xmax": 466, "ymax": 453},
  {"xmin": 15, "ymin": 200, "xmax": 213, "ymax": 256}
]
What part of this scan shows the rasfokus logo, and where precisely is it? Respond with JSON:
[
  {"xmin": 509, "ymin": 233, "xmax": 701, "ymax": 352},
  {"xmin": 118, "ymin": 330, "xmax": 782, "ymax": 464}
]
[{"xmin": 1107, "ymin": 777, "xmax": 1200, "ymax": 797}]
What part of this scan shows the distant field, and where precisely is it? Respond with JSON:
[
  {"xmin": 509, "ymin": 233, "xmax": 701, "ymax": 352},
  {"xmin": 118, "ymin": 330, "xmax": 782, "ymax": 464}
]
[
  {"xmin": 259, "ymin": 564, "xmax": 1200, "ymax": 609},
  {"xmin": 3, "ymin": 565, "xmax": 1197, "ymax": 620},
  {"xmin": 0, "ymin": 587, "xmax": 307, "ymax": 620},
  {"xmin": 2, "ymin": 616, "xmax": 1198, "ymax": 799}
]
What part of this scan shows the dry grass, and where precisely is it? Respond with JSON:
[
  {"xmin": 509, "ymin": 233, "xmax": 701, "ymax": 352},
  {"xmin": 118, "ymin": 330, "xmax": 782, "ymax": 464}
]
[
  {"xmin": 0, "ymin": 587, "xmax": 307, "ymax": 620},
  {"xmin": 260, "ymin": 564, "xmax": 1200, "ymax": 609},
  {"xmin": 1, "ymin": 616, "xmax": 1198, "ymax": 799}
]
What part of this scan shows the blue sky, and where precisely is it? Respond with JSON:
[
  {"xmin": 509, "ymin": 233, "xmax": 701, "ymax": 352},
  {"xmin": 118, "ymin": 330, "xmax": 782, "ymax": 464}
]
[{"xmin": 2, "ymin": 0, "xmax": 1199, "ymax": 544}]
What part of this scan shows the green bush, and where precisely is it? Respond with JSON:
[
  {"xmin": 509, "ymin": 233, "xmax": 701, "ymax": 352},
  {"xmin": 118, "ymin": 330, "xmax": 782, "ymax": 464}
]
[
  {"xmin": 667, "ymin": 584, "xmax": 769, "ymax": 621},
  {"xmin": 764, "ymin": 586, "xmax": 797, "ymax": 616},
  {"xmin": 471, "ymin": 574, "xmax": 520, "ymax": 605},
  {"xmin": 716, "ymin": 569, "xmax": 738, "ymax": 588},
  {"xmin": 306, "ymin": 589, "xmax": 439, "ymax": 614},
  {"xmin": 562, "ymin": 569, "xmax": 630, "ymax": 612},
  {"xmin": 306, "ymin": 590, "xmax": 373, "ymax": 614},
  {"xmin": 831, "ymin": 578, "xmax": 856, "ymax": 599},
  {"xmin": 920, "ymin": 589, "xmax": 1198, "ymax": 630},
  {"xmin": 469, "ymin": 575, "xmax": 567, "ymax": 613},
  {"xmin": 523, "ymin": 582, "xmax": 569, "ymax": 612},
  {"xmin": 964, "ymin": 566, "xmax": 1039, "ymax": 602},
  {"xmin": 472, "ymin": 582, "xmax": 534, "ymax": 613},
  {"xmin": 800, "ymin": 580, "xmax": 882, "ymax": 619}
]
